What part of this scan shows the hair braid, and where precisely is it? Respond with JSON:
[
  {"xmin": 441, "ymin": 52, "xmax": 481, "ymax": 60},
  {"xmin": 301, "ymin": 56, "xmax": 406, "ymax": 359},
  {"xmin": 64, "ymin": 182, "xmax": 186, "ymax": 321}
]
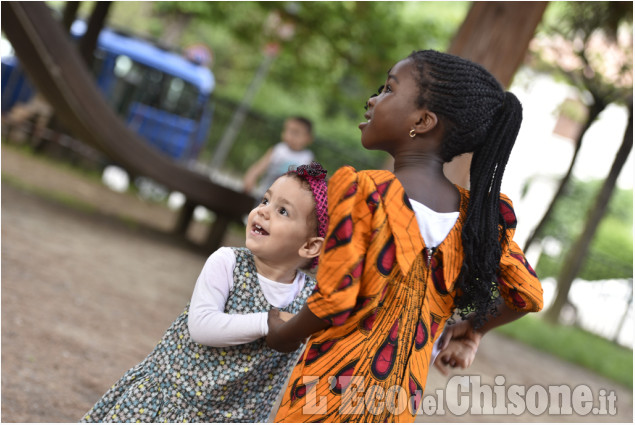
[{"xmin": 408, "ymin": 50, "xmax": 523, "ymax": 327}]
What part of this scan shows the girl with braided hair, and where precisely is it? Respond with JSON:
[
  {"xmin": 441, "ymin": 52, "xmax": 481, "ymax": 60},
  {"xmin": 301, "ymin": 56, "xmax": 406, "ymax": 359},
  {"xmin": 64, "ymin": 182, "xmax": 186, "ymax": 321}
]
[
  {"xmin": 267, "ymin": 50, "xmax": 543, "ymax": 422},
  {"xmin": 81, "ymin": 162, "xmax": 329, "ymax": 423}
]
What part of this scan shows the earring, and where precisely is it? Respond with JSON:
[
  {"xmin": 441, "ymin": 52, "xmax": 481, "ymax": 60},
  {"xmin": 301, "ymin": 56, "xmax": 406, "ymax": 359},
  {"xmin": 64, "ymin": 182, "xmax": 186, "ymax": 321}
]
[{"xmin": 409, "ymin": 129, "xmax": 416, "ymax": 138}]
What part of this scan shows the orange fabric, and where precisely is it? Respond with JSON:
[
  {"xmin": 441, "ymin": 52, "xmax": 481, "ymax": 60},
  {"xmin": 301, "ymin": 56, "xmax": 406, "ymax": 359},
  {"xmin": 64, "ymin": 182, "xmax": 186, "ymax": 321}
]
[{"xmin": 274, "ymin": 166, "xmax": 543, "ymax": 422}]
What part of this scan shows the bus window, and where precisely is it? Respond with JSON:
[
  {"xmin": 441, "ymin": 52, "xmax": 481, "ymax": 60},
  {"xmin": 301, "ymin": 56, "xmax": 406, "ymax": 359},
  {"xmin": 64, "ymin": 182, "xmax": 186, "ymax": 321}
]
[
  {"xmin": 114, "ymin": 55, "xmax": 133, "ymax": 77},
  {"xmin": 164, "ymin": 77, "xmax": 184, "ymax": 114},
  {"xmin": 106, "ymin": 57, "xmax": 204, "ymax": 122}
]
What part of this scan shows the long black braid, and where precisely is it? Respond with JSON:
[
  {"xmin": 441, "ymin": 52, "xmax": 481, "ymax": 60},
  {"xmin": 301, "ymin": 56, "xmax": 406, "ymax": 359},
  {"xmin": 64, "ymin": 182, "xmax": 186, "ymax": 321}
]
[{"xmin": 408, "ymin": 50, "xmax": 523, "ymax": 328}]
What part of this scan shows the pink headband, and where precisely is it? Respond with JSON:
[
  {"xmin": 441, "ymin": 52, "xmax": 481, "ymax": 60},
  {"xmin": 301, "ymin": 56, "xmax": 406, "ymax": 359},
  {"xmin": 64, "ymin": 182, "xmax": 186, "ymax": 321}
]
[{"xmin": 288, "ymin": 161, "xmax": 328, "ymax": 268}]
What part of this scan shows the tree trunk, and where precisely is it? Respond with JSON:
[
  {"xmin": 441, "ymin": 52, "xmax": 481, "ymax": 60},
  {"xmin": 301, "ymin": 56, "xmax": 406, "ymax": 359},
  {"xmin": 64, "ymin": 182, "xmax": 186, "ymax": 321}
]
[
  {"xmin": 61, "ymin": 1, "xmax": 81, "ymax": 33},
  {"xmin": 444, "ymin": 1, "xmax": 549, "ymax": 187},
  {"xmin": 544, "ymin": 103, "xmax": 633, "ymax": 324},
  {"xmin": 523, "ymin": 100, "xmax": 607, "ymax": 252},
  {"xmin": 45, "ymin": 1, "xmax": 111, "ymax": 158},
  {"xmin": 78, "ymin": 1, "xmax": 111, "ymax": 68}
]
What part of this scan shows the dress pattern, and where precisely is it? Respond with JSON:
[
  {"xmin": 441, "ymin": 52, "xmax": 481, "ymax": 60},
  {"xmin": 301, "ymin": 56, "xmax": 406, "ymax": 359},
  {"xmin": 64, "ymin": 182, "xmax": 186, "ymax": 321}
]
[
  {"xmin": 274, "ymin": 166, "xmax": 544, "ymax": 423},
  {"xmin": 81, "ymin": 248, "xmax": 315, "ymax": 423}
]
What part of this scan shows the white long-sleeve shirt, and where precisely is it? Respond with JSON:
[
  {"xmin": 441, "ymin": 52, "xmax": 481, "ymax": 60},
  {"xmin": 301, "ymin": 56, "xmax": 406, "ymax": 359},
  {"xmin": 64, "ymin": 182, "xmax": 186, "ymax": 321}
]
[{"xmin": 187, "ymin": 247, "xmax": 307, "ymax": 347}]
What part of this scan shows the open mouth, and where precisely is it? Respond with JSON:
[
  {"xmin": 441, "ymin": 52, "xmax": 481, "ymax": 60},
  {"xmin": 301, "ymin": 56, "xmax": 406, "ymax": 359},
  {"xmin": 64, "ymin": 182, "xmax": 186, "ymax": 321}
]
[
  {"xmin": 359, "ymin": 114, "xmax": 371, "ymax": 130},
  {"xmin": 252, "ymin": 224, "xmax": 269, "ymax": 236},
  {"xmin": 359, "ymin": 113, "xmax": 371, "ymax": 129}
]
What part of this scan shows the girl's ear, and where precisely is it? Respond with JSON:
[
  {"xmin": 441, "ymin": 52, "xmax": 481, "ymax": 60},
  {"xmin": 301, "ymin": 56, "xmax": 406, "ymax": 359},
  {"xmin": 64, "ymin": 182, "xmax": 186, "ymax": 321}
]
[
  {"xmin": 413, "ymin": 110, "xmax": 438, "ymax": 135},
  {"xmin": 299, "ymin": 237, "xmax": 324, "ymax": 260}
]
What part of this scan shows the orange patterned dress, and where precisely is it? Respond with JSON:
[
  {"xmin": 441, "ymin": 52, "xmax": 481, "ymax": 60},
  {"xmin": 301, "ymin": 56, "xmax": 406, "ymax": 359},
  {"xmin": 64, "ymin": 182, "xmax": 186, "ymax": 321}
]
[{"xmin": 274, "ymin": 166, "xmax": 543, "ymax": 422}]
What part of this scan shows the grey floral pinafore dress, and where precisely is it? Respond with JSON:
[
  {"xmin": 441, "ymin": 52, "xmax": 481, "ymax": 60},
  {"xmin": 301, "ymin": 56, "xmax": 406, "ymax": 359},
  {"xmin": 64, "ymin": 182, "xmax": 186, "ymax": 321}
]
[{"xmin": 81, "ymin": 248, "xmax": 315, "ymax": 423}]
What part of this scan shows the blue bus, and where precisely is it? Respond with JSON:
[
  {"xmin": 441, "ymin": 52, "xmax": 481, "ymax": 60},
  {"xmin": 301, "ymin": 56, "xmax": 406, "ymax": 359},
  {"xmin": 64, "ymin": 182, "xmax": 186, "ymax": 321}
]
[{"xmin": 1, "ymin": 20, "xmax": 215, "ymax": 161}]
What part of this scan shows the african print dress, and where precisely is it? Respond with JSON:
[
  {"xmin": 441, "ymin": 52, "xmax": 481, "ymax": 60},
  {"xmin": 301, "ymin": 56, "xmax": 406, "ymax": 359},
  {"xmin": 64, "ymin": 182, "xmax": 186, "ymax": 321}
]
[
  {"xmin": 81, "ymin": 248, "xmax": 315, "ymax": 423},
  {"xmin": 274, "ymin": 166, "xmax": 544, "ymax": 423}
]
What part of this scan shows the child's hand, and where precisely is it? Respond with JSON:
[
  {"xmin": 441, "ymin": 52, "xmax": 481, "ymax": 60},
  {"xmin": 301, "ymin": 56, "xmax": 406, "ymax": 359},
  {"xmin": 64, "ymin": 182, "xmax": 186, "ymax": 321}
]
[
  {"xmin": 436, "ymin": 319, "xmax": 483, "ymax": 352},
  {"xmin": 266, "ymin": 309, "xmax": 303, "ymax": 353},
  {"xmin": 433, "ymin": 319, "xmax": 483, "ymax": 376},
  {"xmin": 433, "ymin": 338, "xmax": 479, "ymax": 376},
  {"xmin": 267, "ymin": 308, "xmax": 286, "ymax": 330},
  {"xmin": 278, "ymin": 311, "xmax": 295, "ymax": 322}
]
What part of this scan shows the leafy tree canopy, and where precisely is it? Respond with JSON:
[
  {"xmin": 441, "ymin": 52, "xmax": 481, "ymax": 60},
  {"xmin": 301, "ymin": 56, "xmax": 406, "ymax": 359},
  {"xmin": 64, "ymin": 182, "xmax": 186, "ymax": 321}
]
[{"xmin": 151, "ymin": 1, "xmax": 467, "ymax": 113}]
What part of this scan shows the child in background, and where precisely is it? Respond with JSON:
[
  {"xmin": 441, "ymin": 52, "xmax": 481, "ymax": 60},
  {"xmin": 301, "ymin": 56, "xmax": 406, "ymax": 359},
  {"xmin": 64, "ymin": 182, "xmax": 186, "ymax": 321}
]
[
  {"xmin": 267, "ymin": 50, "xmax": 544, "ymax": 422},
  {"xmin": 81, "ymin": 161, "xmax": 328, "ymax": 423},
  {"xmin": 243, "ymin": 116, "xmax": 315, "ymax": 198}
]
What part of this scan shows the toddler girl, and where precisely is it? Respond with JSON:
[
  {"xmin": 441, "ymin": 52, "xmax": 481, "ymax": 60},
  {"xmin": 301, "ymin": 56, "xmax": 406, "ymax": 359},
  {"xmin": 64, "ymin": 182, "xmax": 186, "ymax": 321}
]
[{"xmin": 81, "ymin": 161, "xmax": 328, "ymax": 423}]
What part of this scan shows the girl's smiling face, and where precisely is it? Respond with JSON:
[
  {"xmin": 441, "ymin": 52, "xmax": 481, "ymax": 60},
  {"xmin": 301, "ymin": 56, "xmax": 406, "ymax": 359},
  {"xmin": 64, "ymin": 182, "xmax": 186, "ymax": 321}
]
[
  {"xmin": 246, "ymin": 175, "xmax": 316, "ymax": 266},
  {"xmin": 359, "ymin": 58, "xmax": 422, "ymax": 154}
]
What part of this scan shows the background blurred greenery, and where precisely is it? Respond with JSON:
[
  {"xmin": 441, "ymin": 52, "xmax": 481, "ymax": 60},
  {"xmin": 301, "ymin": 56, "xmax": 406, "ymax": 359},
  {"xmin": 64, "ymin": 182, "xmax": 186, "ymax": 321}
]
[
  {"xmin": 534, "ymin": 179, "xmax": 633, "ymax": 281},
  {"xmin": 52, "ymin": 1, "xmax": 471, "ymax": 173}
]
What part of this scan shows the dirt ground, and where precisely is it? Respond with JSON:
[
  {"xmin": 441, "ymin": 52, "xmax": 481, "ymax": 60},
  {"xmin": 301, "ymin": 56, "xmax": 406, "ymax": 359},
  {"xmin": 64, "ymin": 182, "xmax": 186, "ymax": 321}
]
[{"xmin": 1, "ymin": 144, "xmax": 633, "ymax": 423}]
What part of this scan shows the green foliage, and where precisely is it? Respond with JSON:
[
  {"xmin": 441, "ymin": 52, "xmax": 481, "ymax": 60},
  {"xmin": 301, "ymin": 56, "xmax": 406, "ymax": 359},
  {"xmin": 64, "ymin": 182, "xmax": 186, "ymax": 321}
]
[
  {"xmin": 581, "ymin": 216, "xmax": 633, "ymax": 280},
  {"xmin": 497, "ymin": 315, "xmax": 633, "ymax": 389},
  {"xmin": 535, "ymin": 179, "xmax": 633, "ymax": 280},
  {"xmin": 217, "ymin": 3, "xmax": 462, "ymax": 118},
  {"xmin": 158, "ymin": 1, "xmax": 468, "ymax": 112},
  {"xmin": 556, "ymin": 98, "xmax": 588, "ymax": 124}
]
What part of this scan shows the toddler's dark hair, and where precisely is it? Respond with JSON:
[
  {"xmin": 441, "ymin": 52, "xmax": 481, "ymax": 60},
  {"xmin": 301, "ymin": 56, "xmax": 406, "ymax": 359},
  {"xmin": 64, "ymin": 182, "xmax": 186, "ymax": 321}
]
[
  {"xmin": 408, "ymin": 50, "xmax": 523, "ymax": 327},
  {"xmin": 288, "ymin": 116, "xmax": 313, "ymax": 136}
]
